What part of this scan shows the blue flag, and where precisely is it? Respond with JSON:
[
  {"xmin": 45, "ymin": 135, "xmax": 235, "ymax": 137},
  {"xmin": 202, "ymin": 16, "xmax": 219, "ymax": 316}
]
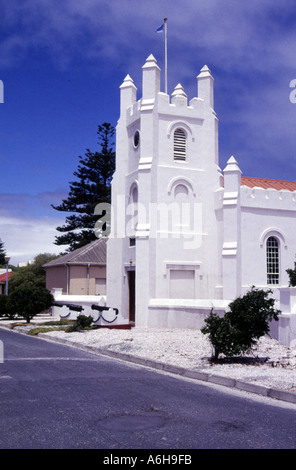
[{"xmin": 156, "ymin": 24, "xmax": 164, "ymax": 33}]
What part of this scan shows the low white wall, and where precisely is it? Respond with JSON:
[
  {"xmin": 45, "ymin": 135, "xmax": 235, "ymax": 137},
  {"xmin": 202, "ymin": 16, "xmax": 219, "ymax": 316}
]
[
  {"xmin": 270, "ymin": 314, "xmax": 296, "ymax": 348},
  {"xmin": 51, "ymin": 288, "xmax": 128, "ymax": 325},
  {"xmin": 51, "ymin": 288, "xmax": 296, "ymax": 347},
  {"xmin": 148, "ymin": 293, "xmax": 296, "ymax": 348},
  {"xmin": 147, "ymin": 298, "xmax": 229, "ymax": 329},
  {"xmin": 269, "ymin": 287, "xmax": 296, "ymax": 347}
]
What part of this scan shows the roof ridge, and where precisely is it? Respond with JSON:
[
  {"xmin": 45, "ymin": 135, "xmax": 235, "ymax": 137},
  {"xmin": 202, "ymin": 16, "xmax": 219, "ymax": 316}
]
[
  {"xmin": 240, "ymin": 175, "xmax": 296, "ymax": 191},
  {"xmin": 70, "ymin": 238, "xmax": 99, "ymax": 260},
  {"xmin": 0, "ymin": 272, "xmax": 13, "ymax": 282},
  {"xmin": 242, "ymin": 176, "xmax": 296, "ymax": 183},
  {"xmin": 43, "ymin": 238, "xmax": 107, "ymax": 267}
]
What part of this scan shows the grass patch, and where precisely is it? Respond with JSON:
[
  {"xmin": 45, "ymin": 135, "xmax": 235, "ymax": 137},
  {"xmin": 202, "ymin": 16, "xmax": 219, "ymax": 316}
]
[
  {"xmin": 35, "ymin": 319, "xmax": 74, "ymax": 326},
  {"xmin": 5, "ymin": 318, "xmax": 99, "ymax": 336},
  {"xmin": 9, "ymin": 322, "xmax": 26, "ymax": 329},
  {"xmin": 64, "ymin": 324, "xmax": 100, "ymax": 333},
  {"xmin": 9, "ymin": 319, "xmax": 73, "ymax": 328},
  {"xmin": 27, "ymin": 326, "xmax": 69, "ymax": 336},
  {"xmin": 26, "ymin": 319, "xmax": 74, "ymax": 336}
]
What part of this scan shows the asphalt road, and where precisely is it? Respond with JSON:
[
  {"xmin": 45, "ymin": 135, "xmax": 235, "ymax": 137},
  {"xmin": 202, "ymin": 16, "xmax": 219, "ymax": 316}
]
[{"xmin": 0, "ymin": 327, "xmax": 295, "ymax": 451}]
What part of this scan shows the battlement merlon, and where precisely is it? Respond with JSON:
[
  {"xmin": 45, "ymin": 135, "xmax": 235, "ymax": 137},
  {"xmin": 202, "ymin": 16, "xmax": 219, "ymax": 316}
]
[
  {"xmin": 120, "ymin": 74, "xmax": 137, "ymax": 117},
  {"xmin": 142, "ymin": 54, "xmax": 161, "ymax": 101},
  {"xmin": 197, "ymin": 65, "xmax": 214, "ymax": 109},
  {"xmin": 223, "ymin": 156, "xmax": 242, "ymax": 194}
]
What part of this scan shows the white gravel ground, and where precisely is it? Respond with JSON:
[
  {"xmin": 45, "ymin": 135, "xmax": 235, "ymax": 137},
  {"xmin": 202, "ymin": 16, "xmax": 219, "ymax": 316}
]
[{"xmin": 43, "ymin": 327, "xmax": 296, "ymax": 394}]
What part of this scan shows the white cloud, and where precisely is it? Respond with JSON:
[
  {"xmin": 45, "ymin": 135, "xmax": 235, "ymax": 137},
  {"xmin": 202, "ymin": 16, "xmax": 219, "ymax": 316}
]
[
  {"xmin": 0, "ymin": 214, "xmax": 65, "ymax": 265},
  {"xmin": 0, "ymin": 191, "xmax": 69, "ymax": 265},
  {"xmin": 0, "ymin": 0, "xmax": 296, "ymax": 233},
  {"xmin": 1, "ymin": 0, "xmax": 292, "ymax": 69}
]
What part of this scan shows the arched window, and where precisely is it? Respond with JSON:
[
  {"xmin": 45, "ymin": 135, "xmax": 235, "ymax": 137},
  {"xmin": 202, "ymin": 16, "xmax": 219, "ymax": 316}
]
[
  {"xmin": 128, "ymin": 184, "xmax": 138, "ymax": 245},
  {"xmin": 173, "ymin": 128, "xmax": 186, "ymax": 161},
  {"xmin": 174, "ymin": 184, "xmax": 189, "ymax": 202},
  {"xmin": 266, "ymin": 236, "xmax": 279, "ymax": 285},
  {"xmin": 131, "ymin": 185, "xmax": 138, "ymax": 204}
]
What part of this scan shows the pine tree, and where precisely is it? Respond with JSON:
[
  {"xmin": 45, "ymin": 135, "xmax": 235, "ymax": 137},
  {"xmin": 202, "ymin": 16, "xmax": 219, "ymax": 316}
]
[
  {"xmin": 0, "ymin": 239, "xmax": 6, "ymax": 265},
  {"xmin": 52, "ymin": 122, "xmax": 115, "ymax": 251}
]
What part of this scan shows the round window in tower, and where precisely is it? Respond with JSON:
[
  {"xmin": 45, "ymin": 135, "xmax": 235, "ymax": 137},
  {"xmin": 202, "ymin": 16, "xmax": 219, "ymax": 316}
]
[{"xmin": 133, "ymin": 130, "xmax": 140, "ymax": 148}]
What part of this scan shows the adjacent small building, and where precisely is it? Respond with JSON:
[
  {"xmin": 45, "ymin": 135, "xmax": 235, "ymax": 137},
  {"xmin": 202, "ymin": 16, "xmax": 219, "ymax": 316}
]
[
  {"xmin": 0, "ymin": 270, "xmax": 13, "ymax": 295},
  {"xmin": 44, "ymin": 238, "xmax": 107, "ymax": 295}
]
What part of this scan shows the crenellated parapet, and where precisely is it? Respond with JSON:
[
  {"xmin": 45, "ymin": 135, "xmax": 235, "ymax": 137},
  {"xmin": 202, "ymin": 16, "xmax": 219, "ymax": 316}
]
[
  {"xmin": 240, "ymin": 185, "xmax": 296, "ymax": 211},
  {"xmin": 220, "ymin": 156, "xmax": 296, "ymax": 212},
  {"xmin": 125, "ymin": 90, "xmax": 211, "ymax": 126},
  {"xmin": 122, "ymin": 55, "xmax": 216, "ymax": 125}
]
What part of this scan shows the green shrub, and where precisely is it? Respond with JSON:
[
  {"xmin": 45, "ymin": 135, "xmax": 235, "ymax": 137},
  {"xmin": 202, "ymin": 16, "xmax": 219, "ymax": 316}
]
[
  {"xmin": 7, "ymin": 287, "xmax": 54, "ymax": 323},
  {"xmin": 66, "ymin": 314, "xmax": 93, "ymax": 332},
  {"xmin": 0, "ymin": 295, "xmax": 8, "ymax": 318},
  {"xmin": 286, "ymin": 263, "xmax": 296, "ymax": 287},
  {"xmin": 201, "ymin": 287, "xmax": 281, "ymax": 360},
  {"xmin": 0, "ymin": 294, "xmax": 18, "ymax": 320}
]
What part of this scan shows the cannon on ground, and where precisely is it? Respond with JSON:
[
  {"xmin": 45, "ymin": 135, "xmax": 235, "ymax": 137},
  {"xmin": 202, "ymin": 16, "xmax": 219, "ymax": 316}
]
[
  {"xmin": 52, "ymin": 302, "xmax": 84, "ymax": 313},
  {"xmin": 91, "ymin": 304, "xmax": 119, "ymax": 323}
]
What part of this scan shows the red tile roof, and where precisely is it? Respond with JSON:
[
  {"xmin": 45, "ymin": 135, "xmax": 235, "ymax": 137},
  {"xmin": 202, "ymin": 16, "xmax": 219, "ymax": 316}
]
[
  {"xmin": 241, "ymin": 176, "xmax": 296, "ymax": 192},
  {"xmin": 0, "ymin": 272, "xmax": 13, "ymax": 283}
]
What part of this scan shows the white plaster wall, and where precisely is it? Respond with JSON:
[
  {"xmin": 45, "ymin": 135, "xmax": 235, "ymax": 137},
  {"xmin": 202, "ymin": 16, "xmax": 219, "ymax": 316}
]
[
  {"xmin": 240, "ymin": 188, "xmax": 296, "ymax": 289},
  {"xmin": 107, "ymin": 56, "xmax": 224, "ymax": 327}
]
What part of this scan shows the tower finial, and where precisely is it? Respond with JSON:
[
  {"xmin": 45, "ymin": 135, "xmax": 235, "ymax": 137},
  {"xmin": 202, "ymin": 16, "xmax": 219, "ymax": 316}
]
[
  {"xmin": 119, "ymin": 74, "xmax": 137, "ymax": 116},
  {"xmin": 197, "ymin": 65, "xmax": 214, "ymax": 108},
  {"xmin": 171, "ymin": 83, "xmax": 187, "ymax": 98},
  {"xmin": 142, "ymin": 54, "xmax": 160, "ymax": 100}
]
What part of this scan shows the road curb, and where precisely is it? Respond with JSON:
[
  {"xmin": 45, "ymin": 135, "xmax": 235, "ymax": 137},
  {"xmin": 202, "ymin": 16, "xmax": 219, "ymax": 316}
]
[{"xmin": 37, "ymin": 333, "xmax": 296, "ymax": 405}]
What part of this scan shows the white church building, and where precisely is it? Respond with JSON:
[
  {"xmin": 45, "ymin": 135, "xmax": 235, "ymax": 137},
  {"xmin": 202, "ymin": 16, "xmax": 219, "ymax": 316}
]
[{"xmin": 105, "ymin": 54, "xmax": 296, "ymax": 346}]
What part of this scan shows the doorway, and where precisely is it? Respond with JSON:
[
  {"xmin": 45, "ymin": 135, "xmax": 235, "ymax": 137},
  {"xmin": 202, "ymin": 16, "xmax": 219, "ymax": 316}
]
[{"xmin": 128, "ymin": 270, "xmax": 135, "ymax": 322}]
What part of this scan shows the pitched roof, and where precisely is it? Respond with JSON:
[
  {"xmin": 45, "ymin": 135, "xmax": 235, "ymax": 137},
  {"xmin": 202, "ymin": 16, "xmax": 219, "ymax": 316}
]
[
  {"xmin": 43, "ymin": 238, "xmax": 107, "ymax": 268},
  {"xmin": 241, "ymin": 176, "xmax": 296, "ymax": 192},
  {"xmin": 0, "ymin": 271, "xmax": 13, "ymax": 283}
]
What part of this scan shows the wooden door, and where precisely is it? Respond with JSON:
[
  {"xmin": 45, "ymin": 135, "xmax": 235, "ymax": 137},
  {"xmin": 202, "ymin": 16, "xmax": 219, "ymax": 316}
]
[{"xmin": 128, "ymin": 270, "xmax": 135, "ymax": 322}]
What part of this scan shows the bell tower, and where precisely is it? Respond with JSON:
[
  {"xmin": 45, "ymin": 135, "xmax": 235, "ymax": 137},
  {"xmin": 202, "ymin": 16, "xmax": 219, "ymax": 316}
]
[{"xmin": 107, "ymin": 55, "xmax": 223, "ymax": 328}]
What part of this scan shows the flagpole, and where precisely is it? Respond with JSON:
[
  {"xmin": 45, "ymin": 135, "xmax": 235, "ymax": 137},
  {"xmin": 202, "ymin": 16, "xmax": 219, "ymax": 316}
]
[{"xmin": 164, "ymin": 18, "xmax": 168, "ymax": 94}]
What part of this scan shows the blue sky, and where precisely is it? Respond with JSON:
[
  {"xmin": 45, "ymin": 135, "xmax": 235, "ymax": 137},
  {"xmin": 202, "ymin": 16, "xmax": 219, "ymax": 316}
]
[{"xmin": 1, "ymin": 0, "xmax": 296, "ymax": 265}]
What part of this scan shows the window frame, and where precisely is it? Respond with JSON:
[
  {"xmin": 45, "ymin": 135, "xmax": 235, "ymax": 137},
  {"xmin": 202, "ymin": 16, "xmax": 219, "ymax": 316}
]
[
  {"xmin": 173, "ymin": 127, "xmax": 187, "ymax": 161},
  {"xmin": 266, "ymin": 236, "xmax": 280, "ymax": 285}
]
